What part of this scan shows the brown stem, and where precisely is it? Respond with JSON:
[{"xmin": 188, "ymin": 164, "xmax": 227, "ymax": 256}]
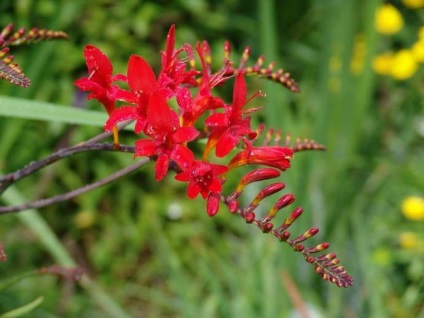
[
  {"xmin": 0, "ymin": 143, "xmax": 135, "ymax": 195},
  {"xmin": 0, "ymin": 158, "xmax": 149, "ymax": 215}
]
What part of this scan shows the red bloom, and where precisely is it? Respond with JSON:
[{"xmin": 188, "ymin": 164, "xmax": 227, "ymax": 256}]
[
  {"xmin": 157, "ymin": 25, "xmax": 199, "ymax": 100},
  {"xmin": 178, "ymin": 42, "xmax": 226, "ymax": 127},
  {"xmin": 174, "ymin": 145, "xmax": 228, "ymax": 199},
  {"xmin": 74, "ymin": 45, "xmax": 133, "ymax": 115},
  {"xmin": 204, "ymin": 73, "xmax": 259, "ymax": 158},
  {"xmin": 228, "ymin": 146, "xmax": 293, "ymax": 171},
  {"xmin": 104, "ymin": 54, "xmax": 158, "ymax": 134},
  {"xmin": 134, "ymin": 94, "xmax": 199, "ymax": 181}
]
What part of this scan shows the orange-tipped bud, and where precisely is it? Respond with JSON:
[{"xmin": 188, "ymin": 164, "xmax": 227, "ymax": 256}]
[
  {"xmin": 277, "ymin": 207, "xmax": 303, "ymax": 232},
  {"xmin": 291, "ymin": 227, "xmax": 319, "ymax": 245},
  {"xmin": 305, "ymin": 242, "xmax": 330, "ymax": 254}
]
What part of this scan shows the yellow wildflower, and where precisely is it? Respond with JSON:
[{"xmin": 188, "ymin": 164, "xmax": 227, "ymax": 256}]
[
  {"xmin": 372, "ymin": 52, "xmax": 393, "ymax": 75},
  {"xmin": 402, "ymin": 0, "xmax": 424, "ymax": 9},
  {"xmin": 375, "ymin": 4, "xmax": 404, "ymax": 35},
  {"xmin": 402, "ymin": 196, "xmax": 424, "ymax": 221},
  {"xmin": 411, "ymin": 39, "xmax": 424, "ymax": 62},
  {"xmin": 399, "ymin": 232, "xmax": 419, "ymax": 250},
  {"xmin": 419, "ymin": 26, "xmax": 424, "ymax": 39},
  {"xmin": 389, "ymin": 49, "xmax": 418, "ymax": 80}
]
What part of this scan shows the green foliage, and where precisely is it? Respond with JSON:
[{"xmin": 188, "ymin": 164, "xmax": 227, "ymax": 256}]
[{"xmin": 1, "ymin": 0, "xmax": 424, "ymax": 317}]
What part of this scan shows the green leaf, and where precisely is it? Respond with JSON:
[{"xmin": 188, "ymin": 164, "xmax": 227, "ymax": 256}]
[
  {"xmin": 0, "ymin": 95, "xmax": 107, "ymax": 127},
  {"xmin": 0, "ymin": 297, "xmax": 43, "ymax": 318}
]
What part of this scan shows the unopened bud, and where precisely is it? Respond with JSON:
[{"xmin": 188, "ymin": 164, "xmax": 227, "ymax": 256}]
[
  {"xmin": 237, "ymin": 168, "xmax": 281, "ymax": 193},
  {"xmin": 244, "ymin": 212, "xmax": 255, "ymax": 223},
  {"xmin": 291, "ymin": 227, "xmax": 319, "ymax": 245}
]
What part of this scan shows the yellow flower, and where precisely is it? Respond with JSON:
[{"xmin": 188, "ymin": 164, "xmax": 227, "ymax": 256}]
[
  {"xmin": 419, "ymin": 26, "xmax": 424, "ymax": 39},
  {"xmin": 411, "ymin": 39, "xmax": 424, "ymax": 62},
  {"xmin": 390, "ymin": 49, "xmax": 418, "ymax": 80},
  {"xmin": 402, "ymin": 196, "xmax": 424, "ymax": 221},
  {"xmin": 402, "ymin": 0, "xmax": 424, "ymax": 8},
  {"xmin": 375, "ymin": 4, "xmax": 404, "ymax": 35},
  {"xmin": 399, "ymin": 232, "xmax": 419, "ymax": 250},
  {"xmin": 372, "ymin": 52, "xmax": 394, "ymax": 75}
]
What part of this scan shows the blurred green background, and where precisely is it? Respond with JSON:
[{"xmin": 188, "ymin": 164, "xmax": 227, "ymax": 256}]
[{"xmin": 1, "ymin": 0, "xmax": 424, "ymax": 317}]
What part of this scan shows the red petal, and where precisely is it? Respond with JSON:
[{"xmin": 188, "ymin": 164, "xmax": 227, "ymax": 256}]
[
  {"xmin": 232, "ymin": 73, "xmax": 246, "ymax": 110},
  {"xmin": 134, "ymin": 139, "xmax": 156, "ymax": 157},
  {"xmin": 205, "ymin": 113, "xmax": 228, "ymax": 127},
  {"xmin": 208, "ymin": 178, "xmax": 223, "ymax": 194},
  {"xmin": 147, "ymin": 94, "xmax": 178, "ymax": 131},
  {"xmin": 127, "ymin": 55, "xmax": 156, "ymax": 94},
  {"xmin": 155, "ymin": 154, "xmax": 170, "ymax": 181},
  {"xmin": 164, "ymin": 25, "xmax": 176, "ymax": 68},
  {"xmin": 187, "ymin": 180, "xmax": 201, "ymax": 199},
  {"xmin": 176, "ymin": 87, "xmax": 192, "ymax": 111},
  {"xmin": 172, "ymin": 126, "xmax": 199, "ymax": 144},
  {"xmin": 210, "ymin": 164, "xmax": 229, "ymax": 175},
  {"xmin": 172, "ymin": 145, "xmax": 195, "ymax": 170},
  {"xmin": 175, "ymin": 171, "xmax": 190, "ymax": 182},
  {"xmin": 74, "ymin": 78, "xmax": 102, "ymax": 93},
  {"xmin": 215, "ymin": 130, "xmax": 239, "ymax": 157},
  {"xmin": 83, "ymin": 45, "xmax": 113, "ymax": 78},
  {"xmin": 104, "ymin": 106, "xmax": 140, "ymax": 131}
]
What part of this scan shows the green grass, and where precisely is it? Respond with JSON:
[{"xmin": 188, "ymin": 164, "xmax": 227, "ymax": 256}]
[{"xmin": 1, "ymin": 0, "xmax": 424, "ymax": 317}]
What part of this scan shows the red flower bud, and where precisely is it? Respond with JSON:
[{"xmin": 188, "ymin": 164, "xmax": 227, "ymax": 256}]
[
  {"xmin": 291, "ymin": 227, "xmax": 319, "ymax": 245},
  {"xmin": 236, "ymin": 168, "xmax": 281, "ymax": 193},
  {"xmin": 305, "ymin": 242, "xmax": 330, "ymax": 254},
  {"xmin": 206, "ymin": 193, "xmax": 220, "ymax": 217},
  {"xmin": 244, "ymin": 212, "xmax": 255, "ymax": 223}
]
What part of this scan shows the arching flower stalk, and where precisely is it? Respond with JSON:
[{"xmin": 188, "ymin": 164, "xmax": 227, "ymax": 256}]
[{"xmin": 74, "ymin": 24, "xmax": 353, "ymax": 287}]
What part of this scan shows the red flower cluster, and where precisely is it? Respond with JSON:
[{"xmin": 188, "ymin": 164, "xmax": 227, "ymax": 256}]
[
  {"xmin": 74, "ymin": 25, "xmax": 353, "ymax": 287},
  {"xmin": 74, "ymin": 25, "xmax": 293, "ymax": 216}
]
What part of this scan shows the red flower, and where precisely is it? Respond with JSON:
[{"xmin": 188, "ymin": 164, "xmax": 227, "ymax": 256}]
[
  {"xmin": 74, "ymin": 45, "xmax": 133, "ymax": 115},
  {"xmin": 134, "ymin": 94, "xmax": 199, "ymax": 181},
  {"xmin": 104, "ymin": 54, "xmax": 158, "ymax": 134},
  {"xmin": 178, "ymin": 42, "xmax": 226, "ymax": 127},
  {"xmin": 174, "ymin": 145, "xmax": 228, "ymax": 199},
  {"xmin": 204, "ymin": 73, "xmax": 260, "ymax": 158},
  {"xmin": 228, "ymin": 146, "xmax": 293, "ymax": 171},
  {"xmin": 157, "ymin": 25, "xmax": 199, "ymax": 100}
]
